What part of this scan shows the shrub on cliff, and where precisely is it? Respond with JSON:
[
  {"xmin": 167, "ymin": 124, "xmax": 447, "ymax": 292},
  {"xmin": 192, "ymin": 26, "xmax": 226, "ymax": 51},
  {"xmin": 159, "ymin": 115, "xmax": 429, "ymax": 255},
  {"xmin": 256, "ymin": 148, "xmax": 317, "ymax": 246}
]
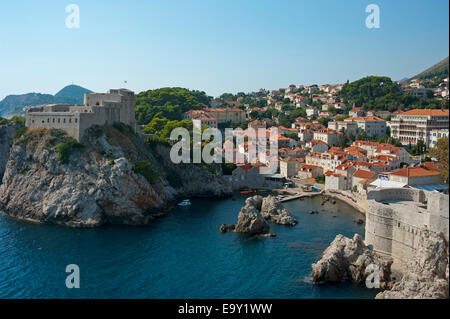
[
  {"xmin": 14, "ymin": 126, "xmax": 27, "ymax": 139},
  {"xmin": 55, "ymin": 140, "xmax": 84, "ymax": 164},
  {"xmin": 132, "ymin": 160, "xmax": 159, "ymax": 185}
]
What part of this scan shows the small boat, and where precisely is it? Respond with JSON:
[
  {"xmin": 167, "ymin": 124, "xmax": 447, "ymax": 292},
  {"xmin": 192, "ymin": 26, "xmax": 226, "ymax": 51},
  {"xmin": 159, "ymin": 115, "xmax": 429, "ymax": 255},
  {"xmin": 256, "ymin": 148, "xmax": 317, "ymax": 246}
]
[
  {"xmin": 240, "ymin": 190, "xmax": 256, "ymax": 195},
  {"xmin": 178, "ymin": 199, "xmax": 191, "ymax": 206}
]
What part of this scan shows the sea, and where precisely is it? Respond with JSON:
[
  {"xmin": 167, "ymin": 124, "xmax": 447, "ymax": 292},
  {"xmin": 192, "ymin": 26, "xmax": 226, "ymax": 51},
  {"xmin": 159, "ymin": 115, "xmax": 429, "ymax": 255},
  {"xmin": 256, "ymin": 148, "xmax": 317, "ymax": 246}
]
[{"xmin": 0, "ymin": 196, "xmax": 379, "ymax": 298}]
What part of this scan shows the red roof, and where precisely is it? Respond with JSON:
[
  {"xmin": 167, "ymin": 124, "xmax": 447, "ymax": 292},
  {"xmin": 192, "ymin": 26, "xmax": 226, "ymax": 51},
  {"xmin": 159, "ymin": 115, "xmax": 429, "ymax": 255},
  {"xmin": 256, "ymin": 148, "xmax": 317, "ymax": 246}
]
[
  {"xmin": 399, "ymin": 109, "xmax": 449, "ymax": 116},
  {"xmin": 353, "ymin": 169, "xmax": 375, "ymax": 179},
  {"xmin": 389, "ymin": 166, "xmax": 441, "ymax": 177}
]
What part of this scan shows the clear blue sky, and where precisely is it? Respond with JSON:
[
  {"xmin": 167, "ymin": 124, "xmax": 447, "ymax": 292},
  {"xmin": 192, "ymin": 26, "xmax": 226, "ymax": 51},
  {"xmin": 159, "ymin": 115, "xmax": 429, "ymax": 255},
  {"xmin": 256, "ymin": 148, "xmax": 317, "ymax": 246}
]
[{"xmin": 0, "ymin": 0, "xmax": 448, "ymax": 99}]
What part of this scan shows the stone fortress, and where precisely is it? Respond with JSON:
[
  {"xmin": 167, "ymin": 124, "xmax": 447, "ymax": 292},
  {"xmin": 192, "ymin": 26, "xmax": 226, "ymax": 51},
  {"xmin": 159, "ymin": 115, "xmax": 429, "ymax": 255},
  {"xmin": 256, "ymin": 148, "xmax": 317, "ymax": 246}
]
[
  {"xmin": 25, "ymin": 89, "xmax": 136, "ymax": 141},
  {"xmin": 365, "ymin": 188, "xmax": 449, "ymax": 265}
]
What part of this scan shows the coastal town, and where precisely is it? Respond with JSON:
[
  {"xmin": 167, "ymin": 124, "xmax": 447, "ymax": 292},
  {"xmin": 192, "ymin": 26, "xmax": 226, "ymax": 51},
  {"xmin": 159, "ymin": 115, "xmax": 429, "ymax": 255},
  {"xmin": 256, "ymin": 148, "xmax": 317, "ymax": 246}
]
[
  {"xmin": 180, "ymin": 77, "xmax": 449, "ymax": 206},
  {"xmin": 0, "ymin": 73, "xmax": 448, "ymax": 300}
]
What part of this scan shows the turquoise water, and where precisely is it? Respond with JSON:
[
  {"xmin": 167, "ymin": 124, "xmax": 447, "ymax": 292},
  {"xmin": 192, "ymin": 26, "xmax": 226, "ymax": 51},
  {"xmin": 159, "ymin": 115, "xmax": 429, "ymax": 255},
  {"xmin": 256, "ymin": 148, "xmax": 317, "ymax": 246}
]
[{"xmin": 0, "ymin": 196, "xmax": 378, "ymax": 299}]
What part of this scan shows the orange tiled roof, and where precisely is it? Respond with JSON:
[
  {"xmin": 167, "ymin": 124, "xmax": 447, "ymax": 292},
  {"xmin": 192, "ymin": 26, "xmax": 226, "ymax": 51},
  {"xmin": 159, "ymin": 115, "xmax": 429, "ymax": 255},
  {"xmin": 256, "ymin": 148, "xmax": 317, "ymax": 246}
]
[
  {"xmin": 398, "ymin": 109, "xmax": 449, "ymax": 116},
  {"xmin": 389, "ymin": 166, "xmax": 441, "ymax": 177},
  {"xmin": 353, "ymin": 169, "xmax": 375, "ymax": 179},
  {"xmin": 345, "ymin": 116, "xmax": 385, "ymax": 122}
]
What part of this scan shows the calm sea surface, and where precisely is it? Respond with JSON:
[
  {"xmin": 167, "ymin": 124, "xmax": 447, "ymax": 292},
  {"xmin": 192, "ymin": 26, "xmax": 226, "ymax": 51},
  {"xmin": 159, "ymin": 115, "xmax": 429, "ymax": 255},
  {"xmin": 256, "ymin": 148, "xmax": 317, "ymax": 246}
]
[{"xmin": 0, "ymin": 196, "xmax": 378, "ymax": 298}]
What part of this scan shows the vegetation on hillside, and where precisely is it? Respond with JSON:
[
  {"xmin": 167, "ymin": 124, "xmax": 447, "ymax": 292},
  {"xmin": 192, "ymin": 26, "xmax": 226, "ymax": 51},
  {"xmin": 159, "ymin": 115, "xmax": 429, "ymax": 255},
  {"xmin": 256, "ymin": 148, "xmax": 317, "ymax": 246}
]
[
  {"xmin": 132, "ymin": 160, "xmax": 160, "ymax": 185},
  {"xmin": 429, "ymin": 137, "xmax": 449, "ymax": 182},
  {"xmin": 339, "ymin": 76, "xmax": 447, "ymax": 111},
  {"xmin": 135, "ymin": 87, "xmax": 211, "ymax": 125},
  {"xmin": 55, "ymin": 139, "xmax": 84, "ymax": 164},
  {"xmin": 413, "ymin": 56, "xmax": 449, "ymax": 81},
  {"xmin": 141, "ymin": 117, "xmax": 193, "ymax": 140}
]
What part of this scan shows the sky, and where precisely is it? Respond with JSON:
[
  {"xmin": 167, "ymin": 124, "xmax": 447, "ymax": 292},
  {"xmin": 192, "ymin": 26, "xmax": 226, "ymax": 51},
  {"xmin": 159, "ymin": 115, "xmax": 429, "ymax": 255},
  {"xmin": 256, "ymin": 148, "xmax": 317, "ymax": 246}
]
[{"xmin": 0, "ymin": 0, "xmax": 448, "ymax": 100}]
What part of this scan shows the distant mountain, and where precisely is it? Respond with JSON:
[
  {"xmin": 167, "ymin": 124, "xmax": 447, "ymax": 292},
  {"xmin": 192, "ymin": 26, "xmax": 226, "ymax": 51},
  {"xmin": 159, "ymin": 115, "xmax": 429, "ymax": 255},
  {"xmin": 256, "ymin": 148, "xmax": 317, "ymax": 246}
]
[
  {"xmin": 0, "ymin": 85, "xmax": 92, "ymax": 117},
  {"xmin": 54, "ymin": 84, "xmax": 93, "ymax": 102},
  {"xmin": 411, "ymin": 56, "xmax": 449, "ymax": 81}
]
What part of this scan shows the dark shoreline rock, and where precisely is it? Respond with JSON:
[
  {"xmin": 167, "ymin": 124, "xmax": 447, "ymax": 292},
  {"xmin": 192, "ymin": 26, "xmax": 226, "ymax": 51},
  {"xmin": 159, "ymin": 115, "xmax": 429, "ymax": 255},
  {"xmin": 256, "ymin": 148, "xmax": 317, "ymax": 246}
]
[
  {"xmin": 219, "ymin": 224, "xmax": 235, "ymax": 233},
  {"xmin": 311, "ymin": 234, "xmax": 392, "ymax": 286}
]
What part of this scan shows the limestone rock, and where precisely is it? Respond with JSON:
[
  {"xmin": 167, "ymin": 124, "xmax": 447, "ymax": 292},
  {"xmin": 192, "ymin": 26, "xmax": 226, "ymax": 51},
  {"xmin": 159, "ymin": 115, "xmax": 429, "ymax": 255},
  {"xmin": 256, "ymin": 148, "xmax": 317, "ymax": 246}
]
[
  {"xmin": 376, "ymin": 231, "xmax": 449, "ymax": 299},
  {"xmin": 0, "ymin": 123, "xmax": 19, "ymax": 178},
  {"xmin": 235, "ymin": 196, "xmax": 270, "ymax": 235},
  {"xmin": 0, "ymin": 126, "xmax": 232, "ymax": 227},
  {"xmin": 312, "ymin": 234, "xmax": 392, "ymax": 284},
  {"xmin": 260, "ymin": 195, "xmax": 298, "ymax": 226}
]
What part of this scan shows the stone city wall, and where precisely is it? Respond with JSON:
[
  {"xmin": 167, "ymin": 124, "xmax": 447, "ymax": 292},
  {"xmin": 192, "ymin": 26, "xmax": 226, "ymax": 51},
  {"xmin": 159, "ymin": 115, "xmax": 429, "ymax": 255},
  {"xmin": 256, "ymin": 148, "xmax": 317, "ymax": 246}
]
[{"xmin": 365, "ymin": 188, "xmax": 449, "ymax": 263}]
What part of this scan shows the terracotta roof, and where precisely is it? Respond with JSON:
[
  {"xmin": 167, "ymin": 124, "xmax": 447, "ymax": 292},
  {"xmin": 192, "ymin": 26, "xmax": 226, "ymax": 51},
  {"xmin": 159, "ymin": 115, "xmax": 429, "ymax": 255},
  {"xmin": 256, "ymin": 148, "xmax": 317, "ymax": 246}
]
[
  {"xmin": 299, "ymin": 164, "xmax": 320, "ymax": 171},
  {"xmin": 325, "ymin": 170, "xmax": 334, "ymax": 176},
  {"xmin": 345, "ymin": 116, "xmax": 385, "ymax": 122},
  {"xmin": 353, "ymin": 169, "xmax": 375, "ymax": 179},
  {"xmin": 398, "ymin": 109, "xmax": 449, "ymax": 116},
  {"xmin": 389, "ymin": 166, "xmax": 441, "ymax": 177}
]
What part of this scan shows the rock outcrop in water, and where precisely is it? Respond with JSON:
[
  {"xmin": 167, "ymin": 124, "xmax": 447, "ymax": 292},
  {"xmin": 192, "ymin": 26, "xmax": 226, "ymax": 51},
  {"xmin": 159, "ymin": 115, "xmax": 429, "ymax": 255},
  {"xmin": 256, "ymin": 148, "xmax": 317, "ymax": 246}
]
[
  {"xmin": 235, "ymin": 196, "xmax": 270, "ymax": 235},
  {"xmin": 0, "ymin": 125, "xmax": 232, "ymax": 227},
  {"xmin": 261, "ymin": 195, "xmax": 298, "ymax": 226},
  {"xmin": 312, "ymin": 234, "xmax": 392, "ymax": 286},
  {"xmin": 234, "ymin": 195, "xmax": 297, "ymax": 235},
  {"xmin": 376, "ymin": 231, "xmax": 449, "ymax": 299}
]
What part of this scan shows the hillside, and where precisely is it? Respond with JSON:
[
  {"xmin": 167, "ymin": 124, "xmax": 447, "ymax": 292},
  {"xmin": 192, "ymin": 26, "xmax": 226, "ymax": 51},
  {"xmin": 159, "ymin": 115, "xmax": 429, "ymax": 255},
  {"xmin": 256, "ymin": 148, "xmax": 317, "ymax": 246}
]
[
  {"xmin": 412, "ymin": 56, "xmax": 449, "ymax": 81},
  {"xmin": 54, "ymin": 84, "xmax": 92, "ymax": 101},
  {"xmin": 0, "ymin": 84, "xmax": 92, "ymax": 117},
  {"xmin": 135, "ymin": 87, "xmax": 211, "ymax": 125},
  {"xmin": 339, "ymin": 76, "xmax": 418, "ymax": 111},
  {"xmin": 339, "ymin": 76, "xmax": 446, "ymax": 111}
]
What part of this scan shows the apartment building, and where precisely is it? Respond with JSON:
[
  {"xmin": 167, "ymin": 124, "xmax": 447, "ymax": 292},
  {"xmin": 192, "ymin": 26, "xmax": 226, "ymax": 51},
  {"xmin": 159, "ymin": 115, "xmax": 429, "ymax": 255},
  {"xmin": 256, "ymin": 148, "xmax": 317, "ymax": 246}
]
[
  {"xmin": 390, "ymin": 109, "xmax": 449, "ymax": 147},
  {"xmin": 344, "ymin": 116, "xmax": 387, "ymax": 137}
]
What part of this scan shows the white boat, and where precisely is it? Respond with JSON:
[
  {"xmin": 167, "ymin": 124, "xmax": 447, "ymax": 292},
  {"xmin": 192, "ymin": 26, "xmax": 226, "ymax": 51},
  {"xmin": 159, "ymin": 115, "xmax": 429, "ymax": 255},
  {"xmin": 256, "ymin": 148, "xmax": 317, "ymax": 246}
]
[{"xmin": 178, "ymin": 199, "xmax": 191, "ymax": 206}]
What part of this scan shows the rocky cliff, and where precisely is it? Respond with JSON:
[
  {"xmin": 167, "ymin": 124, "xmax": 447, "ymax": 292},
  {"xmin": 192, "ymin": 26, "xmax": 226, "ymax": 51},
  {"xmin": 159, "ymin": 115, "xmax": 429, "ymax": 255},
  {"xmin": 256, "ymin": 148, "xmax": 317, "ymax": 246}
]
[
  {"xmin": 0, "ymin": 123, "xmax": 19, "ymax": 178},
  {"xmin": 0, "ymin": 124, "xmax": 232, "ymax": 227},
  {"xmin": 312, "ymin": 232, "xmax": 449, "ymax": 299},
  {"xmin": 311, "ymin": 234, "xmax": 393, "ymax": 287}
]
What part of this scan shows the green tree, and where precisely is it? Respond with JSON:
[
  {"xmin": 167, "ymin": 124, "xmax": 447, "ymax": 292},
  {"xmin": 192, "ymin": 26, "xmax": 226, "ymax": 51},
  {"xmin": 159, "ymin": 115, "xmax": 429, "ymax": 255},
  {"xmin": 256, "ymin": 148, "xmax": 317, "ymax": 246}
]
[
  {"xmin": 429, "ymin": 137, "xmax": 449, "ymax": 182},
  {"xmin": 142, "ymin": 117, "xmax": 169, "ymax": 134}
]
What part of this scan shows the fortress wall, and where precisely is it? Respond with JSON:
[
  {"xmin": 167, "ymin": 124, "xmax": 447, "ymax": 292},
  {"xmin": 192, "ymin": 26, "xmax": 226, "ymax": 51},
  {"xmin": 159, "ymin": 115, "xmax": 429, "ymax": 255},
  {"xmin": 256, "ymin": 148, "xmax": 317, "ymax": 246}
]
[
  {"xmin": 365, "ymin": 188, "xmax": 449, "ymax": 263},
  {"xmin": 25, "ymin": 112, "xmax": 81, "ymax": 141},
  {"xmin": 366, "ymin": 187, "xmax": 425, "ymax": 203},
  {"xmin": 427, "ymin": 191, "xmax": 450, "ymax": 241}
]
